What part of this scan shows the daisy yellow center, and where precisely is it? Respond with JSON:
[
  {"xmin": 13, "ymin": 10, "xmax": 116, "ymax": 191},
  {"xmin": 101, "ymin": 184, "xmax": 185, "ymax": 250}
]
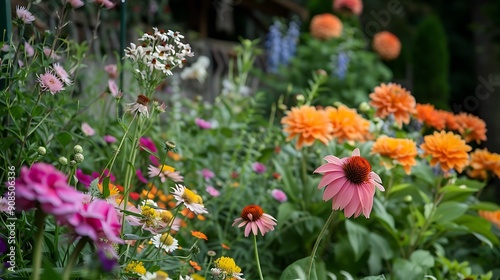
[
  {"xmin": 125, "ymin": 260, "xmax": 146, "ymax": 275},
  {"xmin": 160, "ymin": 165, "xmax": 175, "ymax": 172},
  {"xmin": 241, "ymin": 205, "xmax": 263, "ymax": 221},
  {"xmin": 160, "ymin": 233, "xmax": 174, "ymax": 246},
  {"xmin": 215, "ymin": 256, "xmax": 241, "ymax": 274},
  {"xmin": 141, "ymin": 206, "xmax": 159, "ymax": 222},
  {"xmin": 182, "ymin": 188, "xmax": 202, "ymax": 204},
  {"xmin": 343, "ymin": 156, "xmax": 371, "ymax": 185},
  {"xmin": 160, "ymin": 210, "xmax": 173, "ymax": 223}
]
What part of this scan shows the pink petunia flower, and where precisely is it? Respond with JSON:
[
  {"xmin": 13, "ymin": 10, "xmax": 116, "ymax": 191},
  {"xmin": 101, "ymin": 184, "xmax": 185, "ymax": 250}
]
[
  {"xmin": 200, "ymin": 168, "xmax": 215, "ymax": 181},
  {"xmin": 139, "ymin": 137, "xmax": 158, "ymax": 153},
  {"xmin": 206, "ymin": 186, "xmax": 220, "ymax": 197},
  {"xmin": 14, "ymin": 163, "xmax": 85, "ymax": 216},
  {"xmin": 104, "ymin": 64, "xmax": 118, "ymax": 79},
  {"xmin": 67, "ymin": 0, "xmax": 84, "ymax": 9},
  {"xmin": 252, "ymin": 162, "xmax": 266, "ymax": 174},
  {"xmin": 24, "ymin": 42, "xmax": 34, "ymax": 57},
  {"xmin": 52, "ymin": 63, "xmax": 72, "ymax": 85},
  {"xmin": 148, "ymin": 165, "xmax": 184, "ymax": 183},
  {"xmin": 103, "ymin": 135, "xmax": 117, "ymax": 144},
  {"xmin": 37, "ymin": 70, "xmax": 64, "ymax": 94},
  {"xmin": 271, "ymin": 189, "xmax": 287, "ymax": 203},
  {"xmin": 195, "ymin": 118, "xmax": 212, "ymax": 129},
  {"xmin": 232, "ymin": 205, "xmax": 277, "ymax": 237},
  {"xmin": 16, "ymin": 6, "xmax": 35, "ymax": 24},
  {"xmin": 314, "ymin": 148, "xmax": 384, "ymax": 218},
  {"xmin": 81, "ymin": 122, "xmax": 95, "ymax": 136}
]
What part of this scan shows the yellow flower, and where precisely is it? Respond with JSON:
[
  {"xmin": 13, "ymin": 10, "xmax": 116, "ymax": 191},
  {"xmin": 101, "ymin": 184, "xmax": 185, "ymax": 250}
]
[
  {"xmin": 124, "ymin": 260, "xmax": 146, "ymax": 275},
  {"xmin": 98, "ymin": 182, "xmax": 120, "ymax": 197}
]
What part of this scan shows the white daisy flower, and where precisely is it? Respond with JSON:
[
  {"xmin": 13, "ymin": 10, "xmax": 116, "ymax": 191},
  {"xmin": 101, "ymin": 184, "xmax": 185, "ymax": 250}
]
[
  {"xmin": 172, "ymin": 184, "xmax": 208, "ymax": 215},
  {"xmin": 151, "ymin": 233, "xmax": 179, "ymax": 253}
]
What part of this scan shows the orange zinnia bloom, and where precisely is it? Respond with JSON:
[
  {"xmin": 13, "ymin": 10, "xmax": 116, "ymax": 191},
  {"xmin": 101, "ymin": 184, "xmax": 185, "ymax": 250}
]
[
  {"xmin": 281, "ymin": 105, "xmax": 333, "ymax": 150},
  {"xmin": 191, "ymin": 230, "xmax": 208, "ymax": 240},
  {"xmin": 372, "ymin": 31, "xmax": 401, "ymax": 61},
  {"xmin": 415, "ymin": 104, "xmax": 446, "ymax": 131},
  {"xmin": 453, "ymin": 112, "xmax": 487, "ymax": 144},
  {"xmin": 371, "ymin": 136, "xmax": 418, "ymax": 174},
  {"xmin": 420, "ymin": 131, "xmax": 471, "ymax": 173},
  {"xmin": 325, "ymin": 105, "xmax": 371, "ymax": 143},
  {"xmin": 189, "ymin": 260, "xmax": 201, "ymax": 271},
  {"xmin": 333, "ymin": 0, "xmax": 363, "ymax": 16},
  {"xmin": 478, "ymin": 210, "xmax": 500, "ymax": 229},
  {"xmin": 440, "ymin": 110, "xmax": 459, "ymax": 131},
  {"xmin": 221, "ymin": 243, "xmax": 231, "ymax": 250},
  {"xmin": 310, "ymin": 13, "xmax": 343, "ymax": 40},
  {"xmin": 369, "ymin": 83, "xmax": 416, "ymax": 128},
  {"xmin": 468, "ymin": 148, "xmax": 500, "ymax": 180}
]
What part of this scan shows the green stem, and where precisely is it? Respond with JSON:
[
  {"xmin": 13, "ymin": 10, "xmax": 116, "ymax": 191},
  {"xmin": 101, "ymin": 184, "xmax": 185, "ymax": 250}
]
[
  {"xmin": 31, "ymin": 210, "xmax": 46, "ymax": 280},
  {"xmin": 306, "ymin": 211, "xmax": 336, "ymax": 280},
  {"xmin": 62, "ymin": 238, "xmax": 87, "ymax": 280},
  {"xmin": 253, "ymin": 234, "xmax": 264, "ymax": 280}
]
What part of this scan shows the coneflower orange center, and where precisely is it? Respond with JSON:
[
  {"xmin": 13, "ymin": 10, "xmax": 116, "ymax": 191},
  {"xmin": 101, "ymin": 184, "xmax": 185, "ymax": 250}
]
[
  {"xmin": 136, "ymin": 94, "xmax": 150, "ymax": 106},
  {"xmin": 241, "ymin": 205, "xmax": 263, "ymax": 221},
  {"xmin": 343, "ymin": 156, "xmax": 371, "ymax": 185}
]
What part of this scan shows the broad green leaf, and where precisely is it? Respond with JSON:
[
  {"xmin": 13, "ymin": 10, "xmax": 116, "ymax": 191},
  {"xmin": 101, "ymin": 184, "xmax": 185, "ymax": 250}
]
[
  {"xmin": 468, "ymin": 202, "xmax": 500, "ymax": 211},
  {"xmin": 56, "ymin": 131, "xmax": 73, "ymax": 146},
  {"xmin": 393, "ymin": 259, "xmax": 425, "ymax": 280},
  {"xmin": 345, "ymin": 219, "xmax": 369, "ymax": 261},
  {"xmin": 373, "ymin": 198, "xmax": 395, "ymax": 231},
  {"xmin": 410, "ymin": 250, "xmax": 435, "ymax": 268},
  {"xmin": 439, "ymin": 185, "xmax": 477, "ymax": 201},
  {"xmin": 277, "ymin": 202, "xmax": 299, "ymax": 229},
  {"xmin": 454, "ymin": 178, "xmax": 486, "ymax": 191},
  {"xmin": 455, "ymin": 215, "xmax": 500, "ymax": 247},
  {"xmin": 431, "ymin": 201, "xmax": 468, "ymax": 223},
  {"xmin": 280, "ymin": 256, "xmax": 325, "ymax": 280},
  {"xmin": 369, "ymin": 232, "xmax": 393, "ymax": 260}
]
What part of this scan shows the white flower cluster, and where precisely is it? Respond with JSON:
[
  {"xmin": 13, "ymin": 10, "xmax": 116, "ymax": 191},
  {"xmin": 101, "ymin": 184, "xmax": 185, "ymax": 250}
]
[{"xmin": 124, "ymin": 27, "xmax": 194, "ymax": 77}]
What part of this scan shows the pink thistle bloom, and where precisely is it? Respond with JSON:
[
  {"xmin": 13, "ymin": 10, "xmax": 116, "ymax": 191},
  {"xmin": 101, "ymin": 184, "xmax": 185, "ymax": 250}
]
[
  {"xmin": 81, "ymin": 122, "xmax": 95, "ymax": 136},
  {"xmin": 314, "ymin": 148, "xmax": 384, "ymax": 218},
  {"xmin": 14, "ymin": 163, "xmax": 85, "ymax": 216},
  {"xmin": 148, "ymin": 165, "xmax": 184, "ymax": 183},
  {"xmin": 24, "ymin": 42, "xmax": 34, "ymax": 57},
  {"xmin": 139, "ymin": 137, "xmax": 158, "ymax": 153},
  {"xmin": 103, "ymin": 135, "xmax": 117, "ymax": 144},
  {"xmin": 206, "ymin": 185, "xmax": 220, "ymax": 197},
  {"xmin": 271, "ymin": 189, "xmax": 287, "ymax": 203},
  {"xmin": 232, "ymin": 205, "xmax": 277, "ymax": 237},
  {"xmin": 52, "ymin": 63, "xmax": 72, "ymax": 85},
  {"xmin": 16, "ymin": 6, "xmax": 35, "ymax": 24},
  {"xmin": 67, "ymin": 0, "xmax": 84, "ymax": 8},
  {"xmin": 252, "ymin": 162, "xmax": 266, "ymax": 174},
  {"xmin": 65, "ymin": 199, "xmax": 123, "ymax": 256},
  {"xmin": 200, "ymin": 168, "xmax": 215, "ymax": 181},
  {"xmin": 136, "ymin": 169, "xmax": 148, "ymax": 184},
  {"xmin": 107, "ymin": 79, "xmax": 122, "ymax": 98},
  {"xmin": 37, "ymin": 70, "xmax": 64, "ymax": 95},
  {"xmin": 195, "ymin": 118, "xmax": 212, "ymax": 129},
  {"xmin": 104, "ymin": 64, "xmax": 118, "ymax": 79},
  {"xmin": 43, "ymin": 47, "xmax": 61, "ymax": 60}
]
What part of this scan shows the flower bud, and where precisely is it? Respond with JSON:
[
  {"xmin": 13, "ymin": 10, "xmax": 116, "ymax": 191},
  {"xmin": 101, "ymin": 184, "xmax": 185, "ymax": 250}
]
[
  {"xmin": 165, "ymin": 141, "xmax": 176, "ymax": 150},
  {"xmin": 69, "ymin": 160, "xmax": 77, "ymax": 166},
  {"xmin": 296, "ymin": 94, "xmax": 305, "ymax": 102},
  {"xmin": 403, "ymin": 195, "xmax": 412, "ymax": 203},
  {"xmin": 316, "ymin": 69, "xmax": 327, "ymax": 77},
  {"xmin": 359, "ymin": 102, "xmax": 371, "ymax": 112},
  {"xmin": 59, "ymin": 156, "xmax": 68, "ymax": 165},
  {"xmin": 73, "ymin": 145, "xmax": 83, "ymax": 154},
  {"xmin": 207, "ymin": 250, "xmax": 216, "ymax": 257},
  {"xmin": 37, "ymin": 146, "xmax": 46, "ymax": 155},
  {"xmin": 74, "ymin": 153, "xmax": 84, "ymax": 163}
]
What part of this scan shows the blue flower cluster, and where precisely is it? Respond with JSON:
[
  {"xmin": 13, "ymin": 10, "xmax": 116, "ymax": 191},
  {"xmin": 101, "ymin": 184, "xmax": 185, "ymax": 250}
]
[
  {"xmin": 333, "ymin": 51, "xmax": 350, "ymax": 80},
  {"xmin": 265, "ymin": 19, "xmax": 301, "ymax": 73}
]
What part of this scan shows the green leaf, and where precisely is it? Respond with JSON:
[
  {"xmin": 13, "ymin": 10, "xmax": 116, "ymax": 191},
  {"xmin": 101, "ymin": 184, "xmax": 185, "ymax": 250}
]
[
  {"xmin": 369, "ymin": 232, "xmax": 393, "ymax": 260},
  {"xmin": 56, "ymin": 131, "xmax": 73, "ymax": 146},
  {"xmin": 345, "ymin": 219, "xmax": 369, "ymax": 261},
  {"xmin": 373, "ymin": 198, "xmax": 395, "ymax": 231},
  {"xmin": 393, "ymin": 259, "xmax": 425, "ymax": 280},
  {"xmin": 102, "ymin": 176, "xmax": 110, "ymax": 198},
  {"xmin": 41, "ymin": 258, "xmax": 63, "ymax": 280},
  {"xmin": 410, "ymin": 250, "xmax": 435, "ymax": 268},
  {"xmin": 9, "ymin": 105, "xmax": 24, "ymax": 118},
  {"xmin": 360, "ymin": 276, "xmax": 386, "ymax": 280},
  {"xmin": 277, "ymin": 202, "xmax": 299, "ymax": 229},
  {"xmin": 280, "ymin": 256, "xmax": 325, "ymax": 280},
  {"xmin": 468, "ymin": 202, "xmax": 500, "ymax": 211},
  {"xmin": 454, "ymin": 215, "xmax": 500, "ymax": 247},
  {"xmin": 439, "ymin": 185, "xmax": 477, "ymax": 201},
  {"xmin": 431, "ymin": 201, "xmax": 468, "ymax": 223}
]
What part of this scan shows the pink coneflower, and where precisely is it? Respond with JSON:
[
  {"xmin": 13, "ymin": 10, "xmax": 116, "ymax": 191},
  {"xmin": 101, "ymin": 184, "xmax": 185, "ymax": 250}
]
[
  {"xmin": 104, "ymin": 64, "xmax": 118, "ymax": 79},
  {"xmin": 81, "ymin": 122, "xmax": 95, "ymax": 136},
  {"xmin": 200, "ymin": 168, "xmax": 215, "ymax": 181},
  {"xmin": 195, "ymin": 118, "xmax": 212, "ymax": 129},
  {"xmin": 139, "ymin": 137, "xmax": 158, "ymax": 153},
  {"xmin": 107, "ymin": 79, "xmax": 122, "ymax": 98},
  {"xmin": 24, "ymin": 42, "xmax": 34, "ymax": 57},
  {"xmin": 232, "ymin": 205, "xmax": 277, "ymax": 237},
  {"xmin": 148, "ymin": 165, "xmax": 184, "ymax": 183},
  {"xmin": 103, "ymin": 135, "xmax": 117, "ymax": 144},
  {"xmin": 314, "ymin": 148, "xmax": 384, "ymax": 218},
  {"xmin": 67, "ymin": 0, "xmax": 84, "ymax": 8},
  {"xmin": 271, "ymin": 189, "xmax": 287, "ymax": 203},
  {"xmin": 252, "ymin": 162, "xmax": 266, "ymax": 174},
  {"xmin": 53, "ymin": 63, "xmax": 72, "ymax": 85},
  {"xmin": 16, "ymin": 6, "xmax": 35, "ymax": 24},
  {"xmin": 37, "ymin": 70, "xmax": 64, "ymax": 94},
  {"xmin": 206, "ymin": 186, "xmax": 220, "ymax": 197}
]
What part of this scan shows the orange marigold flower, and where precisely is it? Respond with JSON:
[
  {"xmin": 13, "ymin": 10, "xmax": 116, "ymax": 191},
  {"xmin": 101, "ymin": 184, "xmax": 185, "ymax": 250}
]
[
  {"xmin": 372, "ymin": 31, "xmax": 401, "ymax": 60},
  {"xmin": 325, "ymin": 105, "xmax": 371, "ymax": 143},
  {"xmin": 415, "ymin": 104, "xmax": 446, "ymax": 131},
  {"xmin": 281, "ymin": 105, "xmax": 333, "ymax": 150},
  {"xmin": 468, "ymin": 148, "xmax": 500, "ymax": 180},
  {"xmin": 190, "ymin": 260, "xmax": 201, "ymax": 271},
  {"xmin": 440, "ymin": 110, "xmax": 459, "ymax": 131},
  {"xmin": 369, "ymin": 83, "xmax": 416, "ymax": 128},
  {"xmin": 191, "ymin": 230, "xmax": 208, "ymax": 240},
  {"xmin": 420, "ymin": 131, "xmax": 471, "ymax": 173},
  {"xmin": 371, "ymin": 136, "xmax": 418, "ymax": 174},
  {"xmin": 478, "ymin": 210, "xmax": 500, "ymax": 229},
  {"xmin": 453, "ymin": 112, "xmax": 487, "ymax": 144},
  {"xmin": 333, "ymin": 0, "xmax": 363, "ymax": 16},
  {"xmin": 310, "ymin": 13, "xmax": 343, "ymax": 40}
]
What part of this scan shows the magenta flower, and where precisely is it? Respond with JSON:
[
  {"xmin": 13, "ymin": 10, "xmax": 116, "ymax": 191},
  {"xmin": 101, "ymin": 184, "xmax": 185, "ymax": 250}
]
[
  {"xmin": 76, "ymin": 169, "xmax": 93, "ymax": 187},
  {"xmin": 136, "ymin": 169, "xmax": 148, "ymax": 184},
  {"xmin": 104, "ymin": 64, "xmax": 118, "ymax": 79},
  {"xmin": 139, "ymin": 137, "xmax": 158, "ymax": 153},
  {"xmin": 91, "ymin": 169, "xmax": 116, "ymax": 183},
  {"xmin": 149, "ymin": 155, "xmax": 160, "ymax": 166},
  {"xmin": 232, "ymin": 205, "xmax": 277, "ymax": 237},
  {"xmin": 103, "ymin": 135, "xmax": 117, "ymax": 144},
  {"xmin": 14, "ymin": 163, "xmax": 84, "ymax": 216},
  {"xmin": 206, "ymin": 186, "xmax": 220, "ymax": 197},
  {"xmin": 81, "ymin": 122, "xmax": 95, "ymax": 136},
  {"xmin": 200, "ymin": 168, "xmax": 215, "ymax": 181},
  {"xmin": 37, "ymin": 70, "xmax": 64, "ymax": 94},
  {"xmin": 271, "ymin": 189, "xmax": 287, "ymax": 203},
  {"xmin": 252, "ymin": 162, "xmax": 266, "ymax": 174},
  {"xmin": 16, "ymin": 6, "xmax": 35, "ymax": 24},
  {"xmin": 314, "ymin": 148, "xmax": 384, "ymax": 218},
  {"xmin": 195, "ymin": 118, "xmax": 212, "ymax": 129}
]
